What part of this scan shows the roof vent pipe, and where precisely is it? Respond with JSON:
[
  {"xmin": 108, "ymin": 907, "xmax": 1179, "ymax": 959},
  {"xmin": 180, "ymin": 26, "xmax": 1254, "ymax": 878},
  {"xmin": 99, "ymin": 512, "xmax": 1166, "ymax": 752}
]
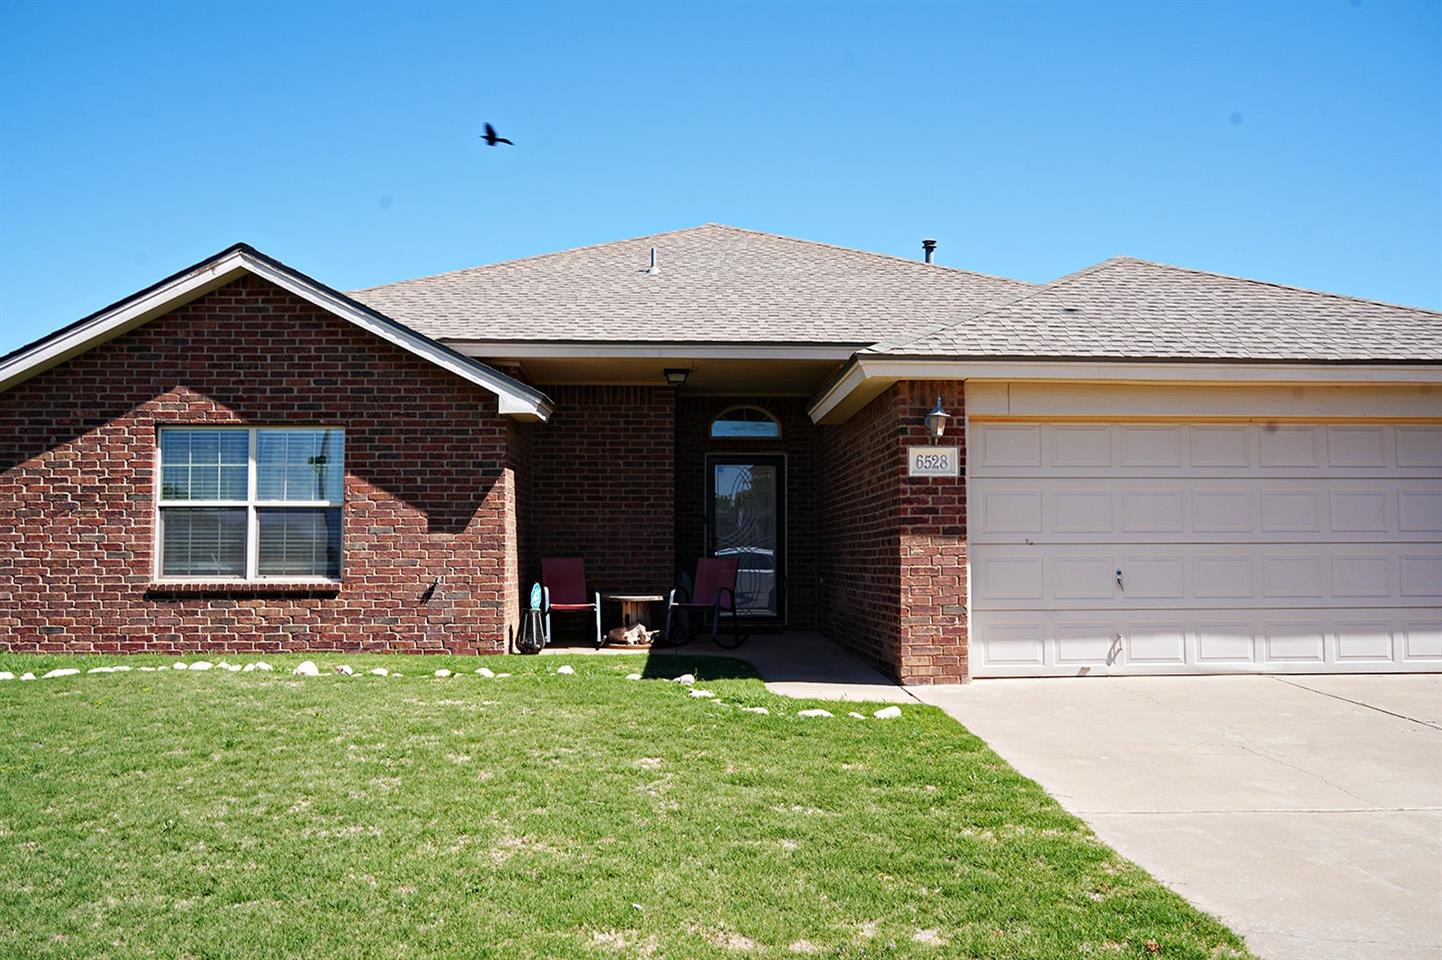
[
  {"xmin": 922, "ymin": 239, "xmax": 937, "ymax": 265},
  {"xmin": 645, "ymin": 247, "xmax": 660, "ymax": 275}
]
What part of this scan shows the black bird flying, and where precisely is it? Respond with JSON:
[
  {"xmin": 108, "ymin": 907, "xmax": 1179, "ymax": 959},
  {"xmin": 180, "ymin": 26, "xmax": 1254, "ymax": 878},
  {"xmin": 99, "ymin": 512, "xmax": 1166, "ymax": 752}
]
[{"xmin": 480, "ymin": 123, "xmax": 513, "ymax": 146}]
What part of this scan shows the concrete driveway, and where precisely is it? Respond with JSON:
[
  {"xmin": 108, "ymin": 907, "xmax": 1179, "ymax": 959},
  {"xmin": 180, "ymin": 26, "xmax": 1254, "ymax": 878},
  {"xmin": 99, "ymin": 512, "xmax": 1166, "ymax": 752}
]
[{"xmin": 913, "ymin": 675, "xmax": 1442, "ymax": 960}]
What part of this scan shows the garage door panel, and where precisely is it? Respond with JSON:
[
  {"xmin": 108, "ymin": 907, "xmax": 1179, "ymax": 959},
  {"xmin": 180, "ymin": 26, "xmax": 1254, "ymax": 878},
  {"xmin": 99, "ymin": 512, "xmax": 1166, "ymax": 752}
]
[
  {"xmin": 1259, "ymin": 425, "xmax": 1324, "ymax": 468},
  {"xmin": 1398, "ymin": 489, "xmax": 1442, "ymax": 532},
  {"xmin": 969, "ymin": 422, "xmax": 1442, "ymax": 478},
  {"xmin": 1260, "ymin": 556, "xmax": 1326, "ymax": 600},
  {"xmin": 974, "ymin": 543, "xmax": 1441, "ymax": 610},
  {"xmin": 972, "ymin": 610, "xmax": 1442, "ymax": 676},
  {"xmin": 1190, "ymin": 425, "xmax": 1253, "ymax": 467},
  {"xmin": 1399, "ymin": 556, "xmax": 1442, "ymax": 598},
  {"xmin": 1124, "ymin": 621, "xmax": 1188, "ymax": 664},
  {"xmin": 1261, "ymin": 620, "xmax": 1328, "ymax": 664},
  {"xmin": 1196, "ymin": 621, "xmax": 1257, "ymax": 664},
  {"xmin": 1402, "ymin": 621, "xmax": 1442, "ymax": 660},
  {"xmin": 1395, "ymin": 426, "xmax": 1442, "ymax": 467},
  {"xmin": 1051, "ymin": 490, "xmax": 1114, "ymax": 533},
  {"xmin": 1335, "ymin": 623, "xmax": 1395, "ymax": 662},
  {"xmin": 972, "ymin": 478, "xmax": 1440, "ymax": 542},
  {"xmin": 1326, "ymin": 425, "xmax": 1389, "ymax": 468}
]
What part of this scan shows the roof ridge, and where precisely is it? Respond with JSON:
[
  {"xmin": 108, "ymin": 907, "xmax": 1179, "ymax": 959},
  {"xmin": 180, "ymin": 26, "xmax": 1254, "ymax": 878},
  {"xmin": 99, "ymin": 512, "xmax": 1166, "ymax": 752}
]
[
  {"xmin": 693, "ymin": 223, "xmax": 1034, "ymax": 286},
  {"xmin": 865, "ymin": 256, "xmax": 1128, "ymax": 353},
  {"xmin": 348, "ymin": 224, "xmax": 722, "ymax": 293},
  {"xmin": 350, "ymin": 223, "xmax": 1034, "ymax": 294},
  {"xmin": 1110, "ymin": 256, "xmax": 1442, "ymax": 318}
]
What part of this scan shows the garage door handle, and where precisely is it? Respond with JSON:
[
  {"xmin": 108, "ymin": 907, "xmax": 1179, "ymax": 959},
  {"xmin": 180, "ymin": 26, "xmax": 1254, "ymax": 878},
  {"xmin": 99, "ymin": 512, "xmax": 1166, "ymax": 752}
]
[{"xmin": 1115, "ymin": 569, "xmax": 1124, "ymax": 591}]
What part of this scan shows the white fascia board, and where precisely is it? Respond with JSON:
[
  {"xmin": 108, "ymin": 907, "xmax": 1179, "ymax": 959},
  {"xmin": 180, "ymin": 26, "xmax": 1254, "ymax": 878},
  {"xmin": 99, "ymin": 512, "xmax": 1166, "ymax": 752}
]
[
  {"xmin": 449, "ymin": 341, "xmax": 861, "ymax": 361},
  {"xmin": 0, "ymin": 251, "xmax": 251, "ymax": 394},
  {"xmin": 808, "ymin": 357, "xmax": 1442, "ymax": 424},
  {"xmin": 0, "ymin": 249, "xmax": 552, "ymax": 423}
]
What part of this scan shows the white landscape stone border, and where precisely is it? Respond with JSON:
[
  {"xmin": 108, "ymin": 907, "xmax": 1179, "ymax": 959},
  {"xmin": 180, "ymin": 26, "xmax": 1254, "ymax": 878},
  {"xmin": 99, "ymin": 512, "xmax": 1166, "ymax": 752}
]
[{"xmin": 0, "ymin": 660, "xmax": 909, "ymax": 720}]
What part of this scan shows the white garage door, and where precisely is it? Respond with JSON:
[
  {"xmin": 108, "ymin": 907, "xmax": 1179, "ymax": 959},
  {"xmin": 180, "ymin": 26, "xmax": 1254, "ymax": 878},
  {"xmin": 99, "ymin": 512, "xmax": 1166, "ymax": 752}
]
[{"xmin": 969, "ymin": 421, "xmax": 1442, "ymax": 677}]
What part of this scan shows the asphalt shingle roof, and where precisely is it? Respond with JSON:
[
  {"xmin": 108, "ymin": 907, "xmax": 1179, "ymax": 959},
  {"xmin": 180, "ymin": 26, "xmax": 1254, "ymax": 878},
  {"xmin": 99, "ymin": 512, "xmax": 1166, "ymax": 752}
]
[
  {"xmin": 350, "ymin": 224, "xmax": 1034, "ymax": 345},
  {"xmin": 865, "ymin": 256, "xmax": 1442, "ymax": 363}
]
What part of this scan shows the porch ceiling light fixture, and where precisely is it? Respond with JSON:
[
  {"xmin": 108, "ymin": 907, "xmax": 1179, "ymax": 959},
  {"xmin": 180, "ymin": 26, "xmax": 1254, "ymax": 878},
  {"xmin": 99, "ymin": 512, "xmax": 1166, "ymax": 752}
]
[
  {"xmin": 924, "ymin": 396, "xmax": 951, "ymax": 440},
  {"xmin": 663, "ymin": 368, "xmax": 690, "ymax": 387}
]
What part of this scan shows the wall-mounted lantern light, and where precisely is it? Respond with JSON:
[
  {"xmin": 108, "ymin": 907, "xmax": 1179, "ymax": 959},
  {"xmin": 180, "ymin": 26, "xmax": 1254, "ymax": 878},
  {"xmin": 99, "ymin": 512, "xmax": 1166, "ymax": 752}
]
[
  {"xmin": 924, "ymin": 396, "xmax": 951, "ymax": 440},
  {"xmin": 663, "ymin": 368, "xmax": 690, "ymax": 387}
]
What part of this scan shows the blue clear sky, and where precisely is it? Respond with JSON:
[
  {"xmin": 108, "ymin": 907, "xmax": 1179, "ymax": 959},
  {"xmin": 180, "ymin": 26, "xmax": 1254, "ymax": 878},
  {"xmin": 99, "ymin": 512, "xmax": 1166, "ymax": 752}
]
[{"xmin": 1, "ymin": 0, "xmax": 1438, "ymax": 353}]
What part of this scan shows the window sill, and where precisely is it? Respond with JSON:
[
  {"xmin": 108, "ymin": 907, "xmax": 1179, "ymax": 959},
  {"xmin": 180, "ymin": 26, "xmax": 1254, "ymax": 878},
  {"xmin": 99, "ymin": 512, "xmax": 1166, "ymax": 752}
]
[{"xmin": 146, "ymin": 580, "xmax": 342, "ymax": 597}]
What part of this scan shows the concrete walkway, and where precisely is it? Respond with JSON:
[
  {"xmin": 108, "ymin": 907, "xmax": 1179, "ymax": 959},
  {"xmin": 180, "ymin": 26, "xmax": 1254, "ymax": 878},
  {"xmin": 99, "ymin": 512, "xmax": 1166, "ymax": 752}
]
[{"xmin": 912, "ymin": 675, "xmax": 1442, "ymax": 960}]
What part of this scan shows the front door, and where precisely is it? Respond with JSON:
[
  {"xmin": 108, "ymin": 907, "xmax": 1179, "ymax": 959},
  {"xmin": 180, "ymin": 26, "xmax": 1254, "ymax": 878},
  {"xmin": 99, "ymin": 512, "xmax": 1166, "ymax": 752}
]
[{"xmin": 706, "ymin": 455, "xmax": 785, "ymax": 621}]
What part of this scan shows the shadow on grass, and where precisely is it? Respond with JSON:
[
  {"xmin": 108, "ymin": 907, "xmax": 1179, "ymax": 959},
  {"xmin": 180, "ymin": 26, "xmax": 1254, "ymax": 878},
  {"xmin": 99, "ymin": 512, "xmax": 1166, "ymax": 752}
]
[{"xmin": 637, "ymin": 652, "xmax": 760, "ymax": 683}]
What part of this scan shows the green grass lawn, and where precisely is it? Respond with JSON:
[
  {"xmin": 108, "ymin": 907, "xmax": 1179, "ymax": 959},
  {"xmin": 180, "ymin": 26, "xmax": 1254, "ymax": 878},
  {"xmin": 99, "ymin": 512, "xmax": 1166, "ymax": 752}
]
[{"xmin": 0, "ymin": 652, "xmax": 1252, "ymax": 959}]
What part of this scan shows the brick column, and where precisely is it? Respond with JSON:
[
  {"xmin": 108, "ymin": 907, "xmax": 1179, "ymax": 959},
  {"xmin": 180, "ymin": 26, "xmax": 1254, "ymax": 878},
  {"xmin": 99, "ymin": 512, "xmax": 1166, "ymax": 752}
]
[{"xmin": 894, "ymin": 381, "xmax": 968, "ymax": 683}]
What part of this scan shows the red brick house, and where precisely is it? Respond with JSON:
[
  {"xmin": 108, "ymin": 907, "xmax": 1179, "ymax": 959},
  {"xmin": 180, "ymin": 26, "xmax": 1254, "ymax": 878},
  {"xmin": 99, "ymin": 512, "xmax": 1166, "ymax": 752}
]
[{"xmin": 3, "ymin": 225, "xmax": 1440, "ymax": 682}]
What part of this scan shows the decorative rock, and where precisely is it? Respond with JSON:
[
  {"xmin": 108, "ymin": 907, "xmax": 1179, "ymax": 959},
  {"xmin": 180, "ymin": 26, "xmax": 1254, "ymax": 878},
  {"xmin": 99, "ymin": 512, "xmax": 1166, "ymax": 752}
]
[
  {"xmin": 625, "ymin": 673, "xmax": 643, "ymax": 681},
  {"xmin": 87, "ymin": 667, "xmax": 114, "ymax": 674},
  {"xmin": 475, "ymin": 666, "xmax": 495, "ymax": 678},
  {"xmin": 740, "ymin": 706, "xmax": 769, "ymax": 715},
  {"xmin": 190, "ymin": 661, "xmax": 213, "ymax": 672},
  {"xmin": 797, "ymin": 708, "xmax": 833, "ymax": 718},
  {"xmin": 216, "ymin": 661, "xmax": 233, "ymax": 670},
  {"xmin": 688, "ymin": 689, "xmax": 715, "ymax": 699},
  {"xmin": 392, "ymin": 672, "xmax": 404, "ymax": 678},
  {"xmin": 369, "ymin": 667, "xmax": 390, "ymax": 677},
  {"xmin": 495, "ymin": 672, "xmax": 511, "ymax": 678},
  {"xmin": 224, "ymin": 663, "xmax": 242, "ymax": 672},
  {"xmin": 672, "ymin": 673, "xmax": 696, "ymax": 685},
  {"xmin": 292, "ymin": 661, "xmax": 320, "ymax": 677},
  {"xmin": 253, "ymin": 661, "xmax": 274, "ymax": 672},
  {"xmin": 847, "ymin": 711, "xmax": 866, "ymax": 719},
  {"xmin": 172, "ymin": 662, "xmax": 188, "ymax": 670},
  {"xmin": 138, "ymin": 666, "xmax": 158, "ymax": 672},
  {"xmin": 241, "ymin": 663, "xmax": 258, "ymax": 672},
  {"xmin": 556, "ymin": 665, "xmax": 575, "ymax": 675},
  {"xmin": 873, "ymin": 706, "xmax": 902, "ymax": 720},
  {"xmin": 433, "ymin": 668, "xmax": 452, "ymax": 678},
  {"xmin": 42, "ymin": 668, "xmax": 81, "ymax": 679},
  {"xmin": 0, "ymin": 671, "xmax": 14, "ymax": 681},
  {"xmin": 112, "ymin": 665, "xmax": 132, "ymax": 672},
  {"xmin": 20, "ymin": 672, "xmax": 36, "ymax": 681},
  {"xmin": 334, "ymin": 665, "xmax": 354, "ymax": 676}
]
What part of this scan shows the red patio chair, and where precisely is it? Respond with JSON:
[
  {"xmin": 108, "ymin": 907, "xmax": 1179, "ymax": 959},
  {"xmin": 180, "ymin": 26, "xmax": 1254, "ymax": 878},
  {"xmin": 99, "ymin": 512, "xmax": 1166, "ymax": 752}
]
[
  {"xmin": 664, "ymin": 556, "xmax": 746, "ymax": 649},
  {"xmin": 541, "ymin": 558, "xmax": 602, "ymax": 648}
]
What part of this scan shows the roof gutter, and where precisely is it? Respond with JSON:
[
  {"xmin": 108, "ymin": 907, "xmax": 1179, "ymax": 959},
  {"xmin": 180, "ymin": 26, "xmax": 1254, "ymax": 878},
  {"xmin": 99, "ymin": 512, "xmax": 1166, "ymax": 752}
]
[{"xmin": 807, "ymin": 356, "xmax": 1442, "ymax": 425}]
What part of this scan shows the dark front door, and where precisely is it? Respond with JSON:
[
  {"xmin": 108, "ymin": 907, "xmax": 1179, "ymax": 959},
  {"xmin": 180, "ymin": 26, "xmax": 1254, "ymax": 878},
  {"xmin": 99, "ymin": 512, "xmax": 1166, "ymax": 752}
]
[{"xmin": 706, "ymin": 455, "xmax": 785, "ymax": 621}]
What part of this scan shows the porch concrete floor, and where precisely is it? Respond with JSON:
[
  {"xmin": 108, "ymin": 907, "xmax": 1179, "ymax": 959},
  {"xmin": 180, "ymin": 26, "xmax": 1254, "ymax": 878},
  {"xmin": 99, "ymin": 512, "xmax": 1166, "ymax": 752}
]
[{"xmin": 539, "ymin": 630, "xmax": 913, "ymax": 703}]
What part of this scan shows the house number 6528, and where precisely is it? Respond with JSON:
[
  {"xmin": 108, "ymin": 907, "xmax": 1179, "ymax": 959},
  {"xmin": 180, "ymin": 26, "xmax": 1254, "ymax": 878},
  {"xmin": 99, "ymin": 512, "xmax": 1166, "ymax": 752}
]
[{"xmin": 907, "ymin": 446, "xmax": 960, "ymax": 477}]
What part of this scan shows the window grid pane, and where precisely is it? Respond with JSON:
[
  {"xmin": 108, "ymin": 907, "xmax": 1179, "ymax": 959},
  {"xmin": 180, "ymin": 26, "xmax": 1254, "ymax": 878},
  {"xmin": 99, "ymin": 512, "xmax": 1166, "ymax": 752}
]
[
  {"xmin": 160, "ymin": 507, "xmax": 247, "ymax": 577},
  {"xmin": 257, "ymin": 508, "xmax": 342, "ymax": 578},
  {"xmin": 257, "ymin": 429, "xmax": 344, "ymax": 502},
  {"xmin": 159, "ymin": 429, "xmax": 248, "ymax": 501}
]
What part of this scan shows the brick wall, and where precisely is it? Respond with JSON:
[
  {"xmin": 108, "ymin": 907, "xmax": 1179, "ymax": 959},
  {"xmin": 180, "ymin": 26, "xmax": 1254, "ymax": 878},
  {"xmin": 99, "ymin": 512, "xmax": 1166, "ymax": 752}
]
[
  {"xmin": 525, "ymin": 385, "xmax": 674, "ymax": 602},
  {"xmin": 0, "ymin": 275, "xmax": 522, "ymax": 656},
  {"xmin": 816, "ymin": 381, "xmax": 968, "ymax": 683},
  {"xmin": 675, "ymin": 396, "xmax": 818, "ymax": 627}
]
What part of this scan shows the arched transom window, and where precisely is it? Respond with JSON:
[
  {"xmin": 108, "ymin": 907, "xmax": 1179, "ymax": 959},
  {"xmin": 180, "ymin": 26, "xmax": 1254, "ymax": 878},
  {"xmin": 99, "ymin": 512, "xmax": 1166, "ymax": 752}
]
[{"xmin": 710, "ymin": 406, "xmax": 781, "ymax": 439}]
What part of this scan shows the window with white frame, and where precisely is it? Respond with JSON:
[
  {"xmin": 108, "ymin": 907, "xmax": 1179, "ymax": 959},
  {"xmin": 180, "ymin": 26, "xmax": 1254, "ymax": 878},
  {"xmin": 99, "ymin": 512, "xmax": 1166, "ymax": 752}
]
[{"xmin": 157, "ymin": 427, "xmax": 344, "ymax": 580}]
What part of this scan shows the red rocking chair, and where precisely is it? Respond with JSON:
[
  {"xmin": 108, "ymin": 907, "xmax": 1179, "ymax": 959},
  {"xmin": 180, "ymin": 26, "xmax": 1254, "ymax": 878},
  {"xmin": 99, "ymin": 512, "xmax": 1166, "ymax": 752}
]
[
  {"xmin": 541, "ymin": 558, "xmax": 602, "ymax": 648},
  {"xmin": 664, "ymin": 556, "xmax": 746, "ymax": 649}
]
